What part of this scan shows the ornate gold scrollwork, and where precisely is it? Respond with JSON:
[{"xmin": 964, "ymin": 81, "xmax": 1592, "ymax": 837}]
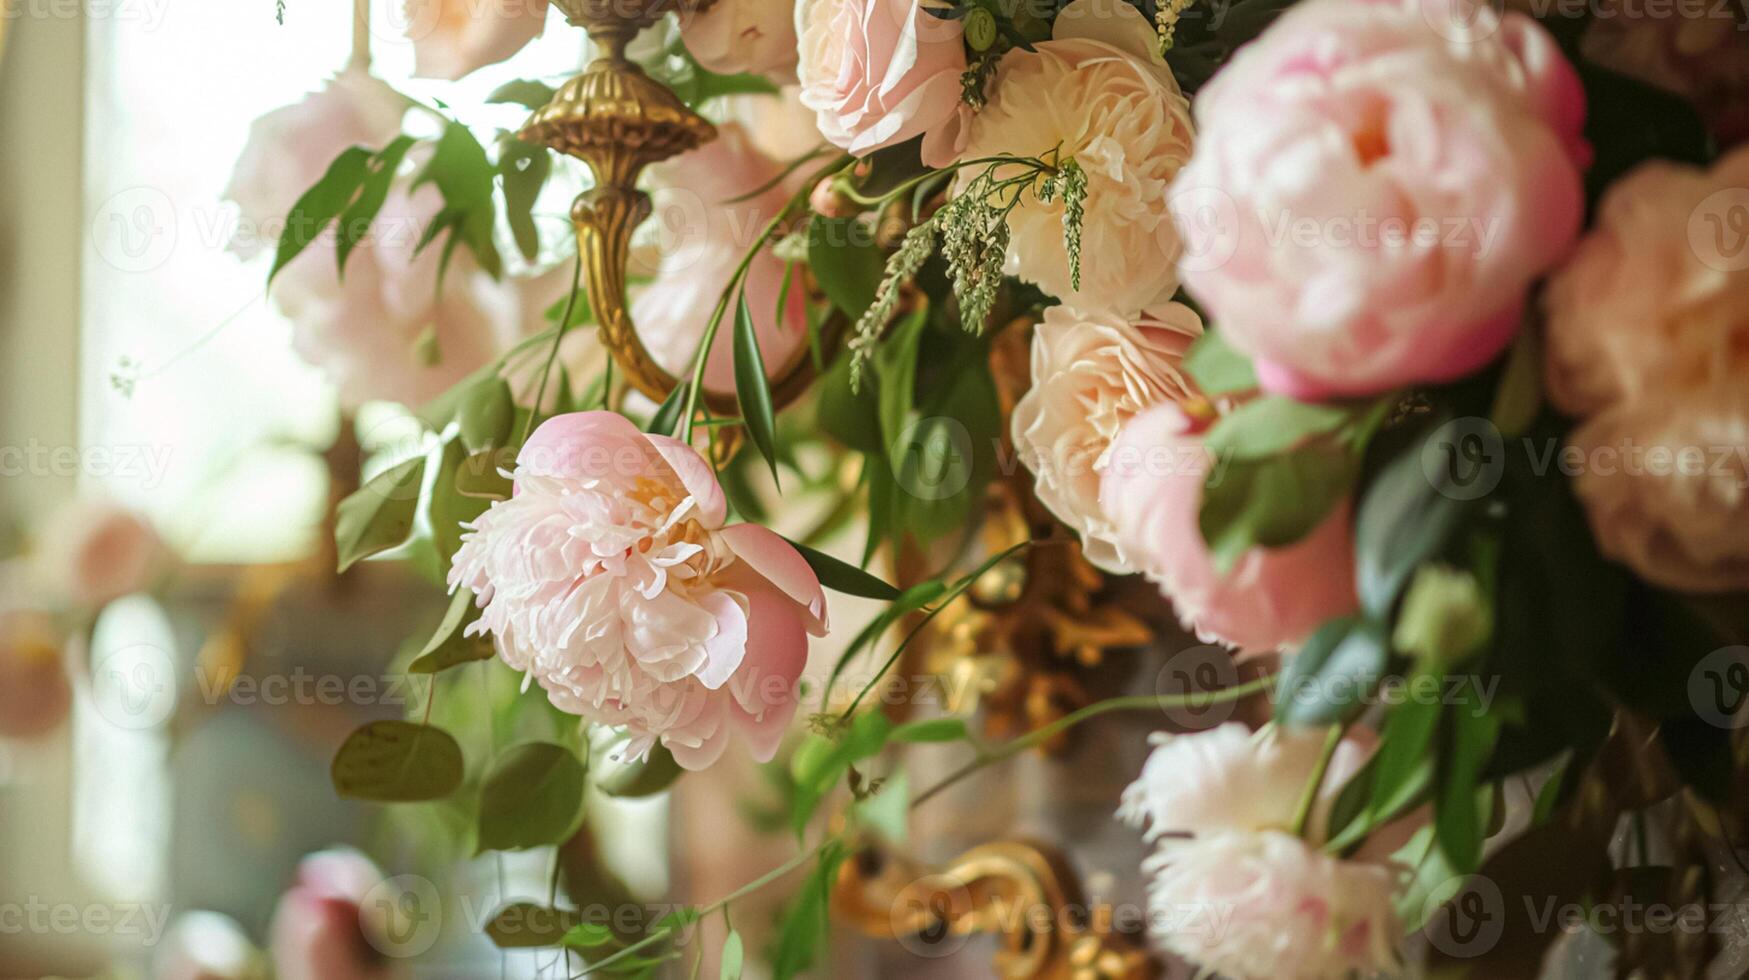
[
  {"xmin": 833, "ymin": 839, "xmax": 1157, "ymax": 980},
  {"xmin": 520, "ymin": 1, "xmax": 823, "ymax": 422}
]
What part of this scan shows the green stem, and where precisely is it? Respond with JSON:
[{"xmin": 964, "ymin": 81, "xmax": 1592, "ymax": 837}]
[
  {"xmin": 911, "ymin": 676, "xmax": 1280, "ymax": 810},
  {"xmin": 518, "ymin": 251, "xmax": 583, "ymax": 447},
  {"xmin": 1290, "ymin": 723, "xmax": 1345, "ymax": 839}
]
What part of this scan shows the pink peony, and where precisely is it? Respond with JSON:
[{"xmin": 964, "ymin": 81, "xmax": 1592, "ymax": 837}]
[
  {"xmin": 793, "ymin": 0, "xmax": 966, "ymax": 164},
  {"xmin": 632, "ymin": 123, "xmax": 811, "ymax": 394},
  {"xmin": 270, "ymin": 184, "xmax": 522, "ymax": 409},
  {"xmin": 1169, "ymin": 0, "xmax": 1587, "ymax": 399},
  {"xmin": 1099, "ymin": 403, "xmax": 1358, "ymax": 651},
  {"xmin": 448, "ymin": 411, "xmax": 829, "ymax": 769},
  {"xmin": 954, "ymin": 0, "xmax": 1197, "ymax": 313},
  {"xmin": 1011, "ymin": 302, "xmax": 1202, "ymax": 574},
  {"xmin": 403, "ymin": 0, "xmax": 548, "ymax": 81},
  {"xmin": 1543, "ymin": 147, "xmax": 1749, "ymax": 418},
  {"xmin": 33, "ymin": 498, "xmax": 166, "ymax": 609},
  {"xmin": 679, "ymin": 0, "xmax": 799, "ymax": 81},
  {"xmin": 222, "ymin": 69, "xmax": 409, "ymax": 261},
  {"xmin": 269, "ymin": 850, "xmax": 404, "ymax": 980}
]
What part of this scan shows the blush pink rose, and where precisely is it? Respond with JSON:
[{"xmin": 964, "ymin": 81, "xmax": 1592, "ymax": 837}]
[
  {"xmin": 1169, "ymin": 0, "xmax": 1588, "ymax": 399},
  {"xmin": 33, "ymin": 498, "xmax": 166, "ymax": 609},
  {"xmin": 1543, "ymin": 147, "xmax": 1749, "ymax": 417},
  {"xmin": 1099, "ymin": 404, "xmax": 1358, "ymax": 651},
  {"xmin": 680, "ymin": 0, "xmax": 799, "ymax": 81},
  {"xmin": 793, "ymin": 0, "xmax": 966, "ymax": 164},
  {"xmin": 632, "ymin": 123, "xmax": 811, "ymax": 393},
  {"xmin": 403, "ymin": 0, "xmax": 548, "ymax": 81},
  {"xmin": 222, "ymin": 68, "xmax": 409, "ymax": 260},
  {"xmin": 449, "ymin": 411, "xmax": 829, "ymax": 769},
  {"xmin": 1011, "ymin": 302, "xmax": 1202, "ymax": 574},
  {"xmin": 269, "ymin": 850, "xmax": 404, "ymax": 980},
  {"xmin": 271, "ymin": 184, "xmax": 522, "ymax": 409}
]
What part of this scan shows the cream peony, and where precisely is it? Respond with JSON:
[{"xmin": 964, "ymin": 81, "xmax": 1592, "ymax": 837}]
[
  {"xmin": 1137, "ymin": 831, "xmax": 1403, "ymax": 980},
  {"xmin": 449, "ymin": 411, "xmax": 829, "ymax": 769},
  {"xmin": 1011, "ymin": 302, "xmax": 1202, "ymax": 574},
  {"xmin": 955, "ymin": 0, "xmax": 1195, "ymax": 314},
  {"xmin": 403, "ymin": 0, "xmax": 548, "ymax": 81},
  {"xmin": 1567, "ymin": 386, "xmax": 1749, "ymax": 593},
  {"xmin": 270, "ymin": 185, "xmax": 522, "ymax": 409},
  {"xmin": 32, "ymin": 498, "xmax": 166, "ymax": 609},
  {"xmin": 1119, "ymin": 724, "xmax": 1406, "ymax": 980},
  {"xmin": 269, "ymin": 850, "xmax": 405, "ymax": 980},
  {"xmin": 1099, "ymin": 403, "xmax": 1359, "ymax": 652},
  {"xmin": 1169, "ymin": 0, "xmax": 1587, "ymax": 399},
  {"xmin": 632, "ymin": 124, "xmax": 811, "ymax": 394},
  {"xmin": 222, "ymin": 68, "xmax": 408, "ymax": 261},
  {"xmin": 793, "ymin": 0, "xmax": 966, "ymax": 163},
  {"xmin": 680, "ymin": 0, "xmax": 799, "ymax": 81},
  {"xmin": 1543, "ymin": 147, "xmax": 1749, "ymax": 418}
]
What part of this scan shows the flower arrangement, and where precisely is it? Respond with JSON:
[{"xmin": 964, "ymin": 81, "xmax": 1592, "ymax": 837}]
[{"xmin": 216, "ymin": 0, "xmax": 1749, "ymax": 974}]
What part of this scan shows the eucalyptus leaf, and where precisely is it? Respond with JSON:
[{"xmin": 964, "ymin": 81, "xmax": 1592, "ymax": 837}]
[
  {"xmin": 597, "ymin": 745, "xmax": 684, "ymax": 798},
  {"xmin": 335, "ymin": 456, "xmax": 426, "ymax": 573},
  {"xmin": 459, "ymin": 377, "xmax": 516, "ymax": 452},
  {"xmin": 408, "ymin": 588, "xmax": 492, "ymax": 674},
  {"xmin": 430, "ymin": 438, "xmax": 491, "ymax": 564},
  {"xmin": 477, "ymin": 741, "xmax": 588, "ymax": 852},
  {"xmin": 331, "ymin": 720, "xmax": 464, "ymax": 802}
]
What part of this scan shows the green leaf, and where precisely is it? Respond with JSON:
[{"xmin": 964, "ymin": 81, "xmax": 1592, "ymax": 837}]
[
  {"xmin": 597, "ymin": 745, "xmax": 685, "ymax": 798},
  {"xmin": 824, "ymin": 579, "xmax": 947, "ymax": 694},
  {"xmin": 1183, "ymin": 327, "xmax": 1259, "ymax": 396},
  {"xmin": 485, "ymin": 903, "xmax": 581, "ymax": 948},
  {"xmin": 414, "ymin": 121, "xmax": 502, "ymax": 279},
  {"xmin": 852, "ymin": 770, "xmax": 909, "ymax": 843},
  {"xmin": 336, "ymin": 135, "xmax": 418, "ymax": 274},
  {"xmin": 808, "ymin": 216, "xmax": 885, "ymax": 320},
  {"xmin": 477, "ymin": 741, "xmax": 588, "ymax": 852},
  {"xmin": 488, "ymin": 78, "xmax": 557, "ymax": 109},
  {"xmin": 719, "ymin": 929, "xmax": 744, "ymax": 980},
  {"xmin": 331, "ymin": 720, "xmax": 464, "ymax": 802},
  {"xmin": 649, "ymin": 380, "xmax": 692, "ymax": 437},
  {"xmin": 733, "ymin": 291, "xmax": 782, "ymax": 485},
  {"xmin": 771, "ymin": 842, "xmax": 847, "ymax": 980},
  {"xmin": 665, "ymin": 39, "xmax": 781, "ymax": 108},
  {"xmin": 1199, "ymin": 447, "xmax": 1355, "ymax": 573},
  {"xmin": 1353, "ymin": 425, "xmax": 1476, "ymax": 618},
  {"xmin": 1489, "ymin": 327, "xmax": 1541, "ymax": 439},
  {"xmin": 458, "ymin": 377, "xmax": 516, "ymax": 453},
  {"xmin": 408, "ymin": 588, "xmax": 493, "ymax": 673},
  {"xmin": 429, "ymin": 438, "xmax": 491, "ymax": 564},
  {"xmin": 1202, "ymin": 396, "xmax": 1357, "ymax": 460},
  {"xmin": 498, "ymin": 136, "xmax": 550, "ymax": 263},
  {"xmin": 875, "ymin": 308, "xmax": 927, "ymax": 459},
  {"xmin": 817, "ymin": 349, "xmax": 884, "ymax": 453},
  {"xmin": 890, "ymin": 717, "xmax": 970, "ymax": 744},
  {"xmin": 335, "ymin": 456, "xmax": 427, "ymax": 573},
  {"xmin": 1274, "ymin": 617, "xmax": 1389, "ymax": 727},
  {"xmin": 789, "ymin": 711, "xmax": 893, "ymax": 837},
  {"xmin": 1434, "ymin": 677, "xmax": 1502, "ymax": 874},
  {"xmin": 269, "ymin": 146, "xmax": 371, "ymax": 285},
  {"xmin": 785, "ymin": 538, "xmax": 899, "ymax": 601},
  {"xmin": 563, "ymin": 922, "xmax": 615, "ymax": 949}
]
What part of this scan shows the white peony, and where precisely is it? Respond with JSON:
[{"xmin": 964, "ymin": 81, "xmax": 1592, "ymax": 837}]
[{"xmin": 1011, "ymin": 302, "xmax": 1201, "ymax": 574}]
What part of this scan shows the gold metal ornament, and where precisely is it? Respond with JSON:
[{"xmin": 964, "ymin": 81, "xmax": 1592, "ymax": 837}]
[
  {"xmin": 833, "ymin": 839, "xmax": 1157, "ymax": 980},
  {"xmin": 520, "ymin": 0, "xmax": 821, "ymax": 422}
]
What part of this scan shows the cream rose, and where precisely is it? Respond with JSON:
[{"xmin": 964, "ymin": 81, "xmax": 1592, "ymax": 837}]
[
  {"xmin": 1011, "ymin": 302, "xmax": 1201, "ymax": 574},
  {"xmin": 1543, "ymin": 147, "xmax": 1749, "ymax": 417},
  {"xmin": 953, "ymin": 0, "xmax": 1195, "ymax": 315},
  {"xmin": 793, "ymin": 0, "xmax": 967, "ymax": 163}
]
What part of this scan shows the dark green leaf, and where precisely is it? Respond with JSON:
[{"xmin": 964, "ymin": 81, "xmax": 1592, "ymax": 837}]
[
  {"xmin": 498, "ymin": 136, "xmax": 550, "ymax": 263},
  {"xmin": 335, "ymin": 456, "xmax": 427, "ymax": 572},
  {"xmin": 597, "ymin": 745, "xmax": 685, "ymax": 798},
  {"xmin": 335, "ymin": 135, "xmax": 418, "ymax": 274},
  {"xmin": 485, "ymin": 903, "xmax": 581, "ymax": 948},
  {"xmin": 808, "ymin": 216, "xmax": 884, "ymax": 320},
  {"xmin": 1200, "ymin": 447, "xmax": 1355, "ymax": 572},
  {"xmin": 1434, "ymin": 677, "xmax": 1502, "ymax": 874},
  {"xmin": 408, "ymin": 588, "xmax": 493, "ymax": 673},
  {"xmin": 733, "ymin": 291, "xmax": 782, "ymax": 485},
  {"xmin": 414, "ymin": 121, "xmax": 503, "ymax": 279},
  {"xmin": 331, "ymin": 720, "xmax": 464, "ymax": 802},
  {"xmin": 430, "ymin": 438, "xmax": 491, "ymax": 564},
  {"xmin": 649, "ymin": 380, "xmax": 692, "ymax": 437},
  {"xmin": 269, "ymin": 146, "xmax": 372, "ymax": 285},
  {"xmin": 459, "ymin": 377, "xmax": 516, "ymax": 452},
  {"xmin": 785, "ymin": 538, "xmax": 899, "ymax": 600},
  {"xmin": 816, "ymin": 351, "xmax": 883, "ymax": 453},
  {"xmin": 770, "ymin": 842, "xmax": 847, "ymax": 980},
  {"xmin": 1275, "ymin": 617, "xmax": 1388, "ymax": 727},
  {"xmin": 1354, "ymin": 426, "xmax": 1475, "ymax": 618},
  {"xmin": 477, "ymin": 741, "xmax": 588, "ymax": 852}
]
